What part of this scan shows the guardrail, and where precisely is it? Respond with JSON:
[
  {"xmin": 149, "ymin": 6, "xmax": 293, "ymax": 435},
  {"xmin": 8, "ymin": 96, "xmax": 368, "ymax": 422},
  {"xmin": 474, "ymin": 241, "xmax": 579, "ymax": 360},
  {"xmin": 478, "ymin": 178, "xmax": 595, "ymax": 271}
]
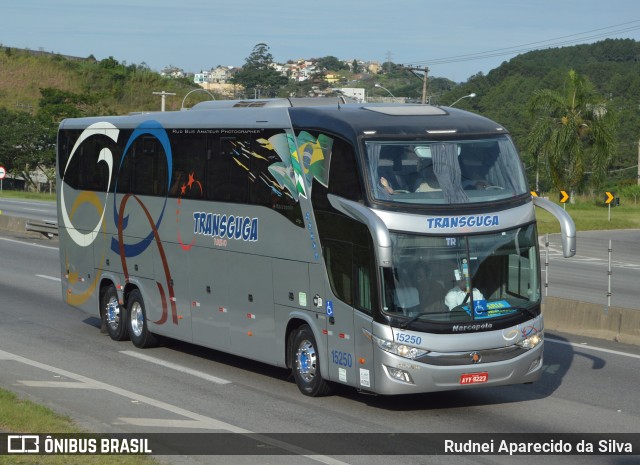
[{"xmin": 25, "ymin": 220, "xmax": 58, "ymax": 239}]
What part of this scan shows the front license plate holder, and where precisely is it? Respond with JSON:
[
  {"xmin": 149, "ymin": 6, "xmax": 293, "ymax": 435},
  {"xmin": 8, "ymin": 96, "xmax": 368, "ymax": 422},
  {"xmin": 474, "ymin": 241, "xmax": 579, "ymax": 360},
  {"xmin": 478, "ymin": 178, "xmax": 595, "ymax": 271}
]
[{"xmin": 460, "ymin": 372, "xmax": 488, "ymax": 384}]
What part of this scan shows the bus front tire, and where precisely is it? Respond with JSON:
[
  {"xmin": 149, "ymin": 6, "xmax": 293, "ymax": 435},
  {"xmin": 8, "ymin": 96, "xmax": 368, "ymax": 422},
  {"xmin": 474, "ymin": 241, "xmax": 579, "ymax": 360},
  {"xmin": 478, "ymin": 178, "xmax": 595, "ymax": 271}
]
[
  {"xmin": 101, "ymin": 285, "xmax": 129, "ymax": 341},
  {"xmin": 127, "ymin": 289, "xmax": 158, "ymax": 349},
  {"xmin": 291, "ymin": 325, "xmax": 332, "ymax": 397}
]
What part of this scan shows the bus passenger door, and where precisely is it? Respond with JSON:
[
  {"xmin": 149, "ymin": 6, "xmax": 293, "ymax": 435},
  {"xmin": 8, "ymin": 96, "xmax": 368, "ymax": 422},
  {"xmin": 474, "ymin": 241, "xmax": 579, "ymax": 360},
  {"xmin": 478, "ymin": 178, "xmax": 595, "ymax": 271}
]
[
  {"xmin": 353, "ymin": 311, "xmax": 374, "ymax": 392},
  {"xmin": 323, "ymin": 240, "xmax": 357, "ymax": 387},
  {"xmin": 352, "ymin": 243, "xmax": 375, "ymax": 392}
]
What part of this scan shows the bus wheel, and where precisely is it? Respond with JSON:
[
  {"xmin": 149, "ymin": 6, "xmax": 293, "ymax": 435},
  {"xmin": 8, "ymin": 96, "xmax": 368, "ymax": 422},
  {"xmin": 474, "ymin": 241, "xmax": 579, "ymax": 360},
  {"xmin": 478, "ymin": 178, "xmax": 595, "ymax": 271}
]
[
  {"xmin": 101, "ymin": 285, "xmax": 129, "ymax": 341},
  {"xmin": 127, "ymin": 289, "xmax": 158, "ymax": 349},
  {"xmin": 292, "ymin": 325, "xmax": 332, "ymax": 397}
]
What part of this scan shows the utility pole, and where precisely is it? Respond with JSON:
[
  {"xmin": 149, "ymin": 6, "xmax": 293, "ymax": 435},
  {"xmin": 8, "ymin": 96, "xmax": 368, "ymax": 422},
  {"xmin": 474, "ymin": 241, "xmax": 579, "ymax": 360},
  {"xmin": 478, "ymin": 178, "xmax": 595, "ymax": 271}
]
[
  {"xmin": 153, "ymin": 90, "xmax": 176, "ymax": 111},
  {"xmin": 403, "ymin": 65, "xmax": 429, "ymax": 104},
  {"xmin": 637, "ymin": 139, "xmax": 640, "ymax": 186},
  {"xmin": 385, "ymin": 51, "xmax": 393, "ymax": 74}
]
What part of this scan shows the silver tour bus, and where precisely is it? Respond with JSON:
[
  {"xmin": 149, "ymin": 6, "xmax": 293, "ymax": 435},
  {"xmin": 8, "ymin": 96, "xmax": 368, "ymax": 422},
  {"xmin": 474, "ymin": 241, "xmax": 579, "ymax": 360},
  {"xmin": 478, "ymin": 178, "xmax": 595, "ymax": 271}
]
[{"xmin": 57, "ymin": 98, "xmax": 575, "ymax": 396}]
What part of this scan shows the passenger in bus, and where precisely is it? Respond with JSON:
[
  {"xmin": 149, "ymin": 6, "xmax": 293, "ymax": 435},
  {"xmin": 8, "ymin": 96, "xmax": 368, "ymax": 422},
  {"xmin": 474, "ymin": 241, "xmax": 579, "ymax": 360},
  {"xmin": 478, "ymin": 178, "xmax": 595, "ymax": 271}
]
[
  {"xmin": 414, "ymin": 159, "xmax": 440, "ymax": 192},
  {"xmin": 458, "ymin": 145, "xmax": 500, "ymax": 190},
  {"xmin": 445, "ymin": 278, "xmax": 485, "ymax": 311}
]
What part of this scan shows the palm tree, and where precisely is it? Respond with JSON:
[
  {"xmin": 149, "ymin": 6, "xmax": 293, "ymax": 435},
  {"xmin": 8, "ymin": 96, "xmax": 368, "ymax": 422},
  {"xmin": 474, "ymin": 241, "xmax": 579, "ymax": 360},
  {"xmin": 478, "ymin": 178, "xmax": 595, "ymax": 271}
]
[{"xmin": 527, "ymin": 70, "xmax": 616, "ymax": 195}]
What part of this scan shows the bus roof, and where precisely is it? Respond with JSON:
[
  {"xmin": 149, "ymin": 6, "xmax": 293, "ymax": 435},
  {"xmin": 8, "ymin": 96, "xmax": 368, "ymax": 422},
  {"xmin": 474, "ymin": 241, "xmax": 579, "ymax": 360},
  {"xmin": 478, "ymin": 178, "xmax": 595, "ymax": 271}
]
[
  {"xmin": 58, "ymin": 99, "xmax": 508, "ymax": 138},
  {"xmin": 288, "ymin": 104, "xmax": 508, "ymax": 139}
]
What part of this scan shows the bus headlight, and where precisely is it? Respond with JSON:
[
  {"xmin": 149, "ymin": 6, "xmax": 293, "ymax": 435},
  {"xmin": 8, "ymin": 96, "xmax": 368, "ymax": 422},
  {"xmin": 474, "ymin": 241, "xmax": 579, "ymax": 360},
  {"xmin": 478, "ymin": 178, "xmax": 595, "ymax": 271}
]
[
  {"xmin": 362, "ymin": 329, "xmax": 429, "ymax": 360},
  {"xmin": 517, "ymin": 330, "xmax": 544, "ymax": 350}
]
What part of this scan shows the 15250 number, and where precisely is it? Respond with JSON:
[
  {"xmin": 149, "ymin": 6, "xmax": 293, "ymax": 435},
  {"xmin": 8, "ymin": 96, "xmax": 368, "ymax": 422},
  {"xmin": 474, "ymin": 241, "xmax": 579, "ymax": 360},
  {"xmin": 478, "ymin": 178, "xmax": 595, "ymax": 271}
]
[
  {"xmin": 394, "ymin": 332, "xmax": 422, "ymax": 345},
  {"xmin": 331, "ymin": 350, "xmax": 353, "ymax": 367}
]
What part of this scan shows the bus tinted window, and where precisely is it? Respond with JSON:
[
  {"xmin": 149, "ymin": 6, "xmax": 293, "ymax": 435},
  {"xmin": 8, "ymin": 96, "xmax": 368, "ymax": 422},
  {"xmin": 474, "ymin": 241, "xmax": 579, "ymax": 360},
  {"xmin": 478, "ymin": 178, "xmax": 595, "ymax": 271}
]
[
  {"xmin": 169, "ymin": 133, "xmax": 207, "ymax": 199},
  {"xmin": 366, "ymin": 136, "xmax": 527, "ymax": 205},
  {"xmin": 206, "ymin": 136, "xmax": 249, "ymax": 203},
  {"xmin": 325, "ymin": 240, "xmax": 353, "ymax": 305},
  {"xmin": 59, "ymin": 130, "xmax": 120, "ymax": 192},
  {"xmin": 328, "ymin": 137, "xmax": 362, "ymax": 201},
  {"xmin": 309, "ymin": 135, "xmax": 362, "ymax": 211},
  {"xmin": 133, "ymin": 137, "xmax": 168, "ymax": 196},
  {"xmin": 250, "ymin": 129, "xmax": 302, "ymax": 226}
]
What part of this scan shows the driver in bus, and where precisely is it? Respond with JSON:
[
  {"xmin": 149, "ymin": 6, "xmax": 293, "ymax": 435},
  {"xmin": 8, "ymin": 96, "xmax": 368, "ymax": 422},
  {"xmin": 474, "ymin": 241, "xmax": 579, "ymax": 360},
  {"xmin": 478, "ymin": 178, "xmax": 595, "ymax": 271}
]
[
  {"xmin": 414, "ymin": 264, "xmax": 446, "ymax": 313},
  {"xmin": 445, "ymin": 277, "xmax": 485, "ymax": 311},
  {"xmin": 378, "ymin": 145, "xmax": 423, "ymax": 195},
  {"xmin": 380, "ymin": 176, "xmax": 395, "ymax": 194}
]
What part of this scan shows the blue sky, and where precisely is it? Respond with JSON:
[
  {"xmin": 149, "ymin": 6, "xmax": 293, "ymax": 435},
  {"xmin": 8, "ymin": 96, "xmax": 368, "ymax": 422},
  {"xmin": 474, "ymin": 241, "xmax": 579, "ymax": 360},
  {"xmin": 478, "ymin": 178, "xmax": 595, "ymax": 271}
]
[{"xmin": 2, "ymin": 0, "xmax": 639, "ymax": 82}]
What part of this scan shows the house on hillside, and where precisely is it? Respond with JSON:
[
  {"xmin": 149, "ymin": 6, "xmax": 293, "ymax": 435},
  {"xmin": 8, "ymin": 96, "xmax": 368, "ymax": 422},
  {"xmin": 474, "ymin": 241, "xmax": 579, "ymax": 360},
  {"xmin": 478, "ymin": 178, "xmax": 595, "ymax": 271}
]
[
  {"xmin": 210, "ymin": 66, "xmax": 235, "ymax": 83},
  {"xmin": 367, "ymin": 61, "xmax": 382, "ymax": 74},
  {"xmin": 193, "ymin": 70, "xmax": 211, "ymax": 84},
  {"xmin": 324, "ymin": 73, "xmax": 342, "ymax": 84},
  {"xmin": 161, "ymin": 66, "xmax": 185, "ymax": 78}
]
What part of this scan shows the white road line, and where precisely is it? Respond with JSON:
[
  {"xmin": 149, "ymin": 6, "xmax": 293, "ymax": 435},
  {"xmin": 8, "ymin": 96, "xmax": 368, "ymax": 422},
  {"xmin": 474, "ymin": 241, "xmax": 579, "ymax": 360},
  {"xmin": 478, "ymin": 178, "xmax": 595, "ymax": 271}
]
[
  {"xmin": 36, "ymin": 274, "xmax": 61, "ymax": 282},
  {"xmin": 0, "ymin": 348, "xmax": 350, "ymax": 465},
  {"xmin": 120, "ymin": 350, "xmax": 231, "ymax": 385},
  {"xmin": 0, "ymin": 348, "xmax": 244, "ymax": 431},
  {"xmin": 0, "ymin": 236, "xmax": 58, "ymax": 250},
  {"xmin": 17, "ymin": 380, "xmax": 101, "ymax": 389},
  {"xmin": 546, "ymin": 338, "xmax": 640, "ymax": 360},
  {"xmin": 118, "ymin": 418, "xmax": 216, "ymax": 429}
]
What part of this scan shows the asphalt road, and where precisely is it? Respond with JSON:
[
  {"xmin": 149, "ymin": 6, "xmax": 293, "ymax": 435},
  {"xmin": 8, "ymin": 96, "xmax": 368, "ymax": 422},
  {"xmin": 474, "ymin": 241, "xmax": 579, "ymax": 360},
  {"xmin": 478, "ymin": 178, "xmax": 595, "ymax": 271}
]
[
  {"xmin": 0, "ymin": 232, "xmax": 639, "ymax": 465},
  {"xmin": 0, "ymin": 197, "xmax": 57, "ymax": 222},
  {"xmin": 543, "ymin": 230, "xmax": 640, "ymax": 309}
]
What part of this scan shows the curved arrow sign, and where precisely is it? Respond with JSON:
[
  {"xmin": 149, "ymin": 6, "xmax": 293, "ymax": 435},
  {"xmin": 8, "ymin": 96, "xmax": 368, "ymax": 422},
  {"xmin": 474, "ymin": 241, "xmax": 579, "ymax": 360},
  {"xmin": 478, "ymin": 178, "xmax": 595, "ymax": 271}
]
[
  {"xmin": 559, "ymin": 190, "xmax": 569, "ymax": 203},
  {"xmin": 605, "ymin": 191, "xmax": 614, "ymax": 204}
]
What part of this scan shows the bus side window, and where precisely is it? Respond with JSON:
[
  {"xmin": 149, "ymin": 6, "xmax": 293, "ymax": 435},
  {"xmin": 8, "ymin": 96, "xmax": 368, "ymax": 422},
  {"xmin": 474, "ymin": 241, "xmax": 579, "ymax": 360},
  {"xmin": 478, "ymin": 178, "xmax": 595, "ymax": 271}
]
[
  {"xmin": 132, "ymin": 137, "xmax": 167, "ymax": 197},
  {"xmin": 324, "ymin": 238, "xmax": 375, "ymax": 313},
  {"xmin": 311, "ymin": 135, "xmax": 362, "ymax": 211},
  {"xmin": 324, "ymin": 240, "xmax": 353, "ymax": 306},
  {"xmin": 64, "ymin": 133, "xmax": 112, "ymax": 193},
  {"xmin": 353, "ymin": 243, "xmax": 374, "ymax": 314},
  {"xmin": 328, "ymin": 138, "xmax": 363, "ymax": 202},
  {"xmin": 169, "ymin": 133, "xmax": 206, "ymax": 198},
  {"xmin": 206, "ymin": 137, "xmax": 249, "ymax": 203},
  {"xmin": 249, "ymin": 129, "xmax": 304, "ymax": 227}
]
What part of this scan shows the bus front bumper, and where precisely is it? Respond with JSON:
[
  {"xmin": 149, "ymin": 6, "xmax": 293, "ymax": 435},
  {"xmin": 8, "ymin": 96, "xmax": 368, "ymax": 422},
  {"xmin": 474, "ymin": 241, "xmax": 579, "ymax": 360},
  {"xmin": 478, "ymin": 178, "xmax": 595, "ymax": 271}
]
[{"xmin": 370, "ymin": 341, "xmax": 544, "ymax": 396}]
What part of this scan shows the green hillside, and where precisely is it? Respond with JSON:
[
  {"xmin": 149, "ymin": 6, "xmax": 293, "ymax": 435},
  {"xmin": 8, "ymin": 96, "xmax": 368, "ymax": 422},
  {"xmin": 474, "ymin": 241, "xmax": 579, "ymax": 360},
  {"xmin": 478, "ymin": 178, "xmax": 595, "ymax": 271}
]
[
  {"xmin": 438, "ymin": 39, "xmax": 640, "ymax": 190},
  {"xmin": 0, "ymin": 47, "xmax": 199, "ymax": 114}
]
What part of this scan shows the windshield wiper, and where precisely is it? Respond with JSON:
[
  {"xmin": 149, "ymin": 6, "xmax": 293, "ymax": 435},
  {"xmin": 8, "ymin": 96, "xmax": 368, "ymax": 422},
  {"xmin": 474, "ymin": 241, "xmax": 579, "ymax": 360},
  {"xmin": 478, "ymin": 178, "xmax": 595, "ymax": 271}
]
[
  {"xmin": 511, "ymin": 305, "xmax": 538, "ymax": 319},
  {"xmin": 398, "ymin": 311, "xmax": 449, "ymax": 329}
]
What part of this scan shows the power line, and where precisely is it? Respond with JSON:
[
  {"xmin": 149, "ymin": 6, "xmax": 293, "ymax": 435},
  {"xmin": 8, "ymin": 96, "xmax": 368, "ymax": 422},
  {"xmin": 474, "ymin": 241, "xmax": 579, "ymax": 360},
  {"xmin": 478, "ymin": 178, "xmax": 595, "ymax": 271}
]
[{"xmin": 408, "ymin": 20, "xmax": 640, "ymax": 67}]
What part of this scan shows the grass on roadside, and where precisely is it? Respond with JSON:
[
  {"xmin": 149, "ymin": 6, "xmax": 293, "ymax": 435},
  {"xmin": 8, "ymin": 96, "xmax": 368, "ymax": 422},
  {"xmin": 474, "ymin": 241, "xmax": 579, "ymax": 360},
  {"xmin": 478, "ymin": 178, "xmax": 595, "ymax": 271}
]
[
  {"xmin": 0, "ymin": 388, "xmax": 159, "ymax": 465},
  {"xmin": 535, "ymin": 200, "xmax": 640, "ymax": 235},
  {"xmin": 0, "ymin": 190, "xmax": 56, "ymax": 202}
]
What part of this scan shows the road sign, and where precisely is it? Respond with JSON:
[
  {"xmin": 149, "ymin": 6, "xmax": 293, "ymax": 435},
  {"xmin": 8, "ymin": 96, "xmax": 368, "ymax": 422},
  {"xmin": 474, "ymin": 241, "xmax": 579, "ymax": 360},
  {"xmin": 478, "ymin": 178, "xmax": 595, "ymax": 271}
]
[
  {"xmin": 604, "ymin": 191, "xmax": 614, "ymax": 204},
  {"xmin": 0, "ymin": 166, "xmax": 6, "ymax": 180},
  {"xmin": 559, "ymin": 190, "xmax": 569, "ymax": 203},
  {"xmin": 530, "ymin": 191, "xmax": 539, "ymax": 197}
]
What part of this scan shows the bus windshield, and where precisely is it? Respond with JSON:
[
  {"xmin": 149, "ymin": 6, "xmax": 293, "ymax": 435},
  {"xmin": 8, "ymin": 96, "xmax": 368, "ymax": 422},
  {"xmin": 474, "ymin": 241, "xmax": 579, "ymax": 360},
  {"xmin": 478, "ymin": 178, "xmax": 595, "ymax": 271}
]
[
  {"xmin": 365, "ymin": 136, "xmax": 528, "ymax": 204},
  {"xmin": 381, "ymin": 224, "xmax": 540, "ymax": 324}
]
